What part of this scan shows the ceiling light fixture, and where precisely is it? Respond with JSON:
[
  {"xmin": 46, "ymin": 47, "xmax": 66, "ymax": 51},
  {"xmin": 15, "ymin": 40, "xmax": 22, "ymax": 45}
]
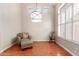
[{"xmin": 31, "ymin": 0, "xmax": 42, "ymax": 22}]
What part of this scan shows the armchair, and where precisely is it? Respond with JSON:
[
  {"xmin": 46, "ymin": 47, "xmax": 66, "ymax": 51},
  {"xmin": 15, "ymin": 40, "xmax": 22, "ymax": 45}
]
[{"xmin": 17, "ymin": 32, "xmax": 33, "ymax": 49}]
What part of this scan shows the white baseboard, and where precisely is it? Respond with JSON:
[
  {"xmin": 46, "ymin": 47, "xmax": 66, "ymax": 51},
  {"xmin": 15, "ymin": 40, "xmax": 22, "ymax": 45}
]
[
  {"xmin": 0, "ymin": 42, "xmax": 16, "ymax": 53},
  {"xmin": 33, "ymin": 40, "xmax": 49, "ymax": 41},
  {"xmin": 56, "ymin": 41, "xmax": 76, "ymax": 56}
]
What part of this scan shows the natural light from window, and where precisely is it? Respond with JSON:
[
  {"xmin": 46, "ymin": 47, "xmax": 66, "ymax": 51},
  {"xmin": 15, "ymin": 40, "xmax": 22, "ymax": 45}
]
[{"xmin": 28, "ymin": 8, "xmax": 48, "ymax": 22}]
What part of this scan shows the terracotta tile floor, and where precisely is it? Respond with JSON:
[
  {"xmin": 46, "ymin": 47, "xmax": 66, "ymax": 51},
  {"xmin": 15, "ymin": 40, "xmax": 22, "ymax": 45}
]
[{"xmin": 0, "ymin": 42, "xmax": 72, "ymax": 56}]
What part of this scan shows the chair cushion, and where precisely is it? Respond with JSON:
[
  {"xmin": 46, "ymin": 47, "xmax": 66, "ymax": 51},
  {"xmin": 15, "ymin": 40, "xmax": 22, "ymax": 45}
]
[
  {"xmin": 22, "ymin": 32, "xmax": 29, "ymax": 39},
  {"xmin": 21, "ymin": 39, "xmax": 33, "ymax": 49},
  {"xmin": 21, "ymin": 39, "xmax": 33, "ymax": 45}
]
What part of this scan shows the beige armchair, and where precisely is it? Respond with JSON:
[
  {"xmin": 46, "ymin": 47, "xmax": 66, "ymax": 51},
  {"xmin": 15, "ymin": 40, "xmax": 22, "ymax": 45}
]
[{"xmin": 17, "ymin": 32, "xmax": 33, "ymax": 49}]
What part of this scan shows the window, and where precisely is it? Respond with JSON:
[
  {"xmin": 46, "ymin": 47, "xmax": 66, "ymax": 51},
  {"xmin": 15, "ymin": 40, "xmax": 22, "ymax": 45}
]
[
  {"xmin": 73, "ymin": 22, "xmax": 79, "ymax": 42},
  {"xmin": 66, "ymin": 23, "xmax": 72, "ymax": 40},
  {"xmin": 73, "ymin": 4, "xmax": 79, "ymax": 21},
  {"xmin": 73, "ymin": 4, "xmax": 79, "ymax": 42},
  {"xmin": 65, "ymin": 4, "xmax": 73, "ymax": 40},
  {"xmin": 60, "ymin": 24, "xmax": 65, "ymax": 38},
  {"xmin": 66, "ymin": 5, "xmax": 72, "ymax": 23},
  {"xmin": 58, "ymin": 3, "xmax": 79, "ymax": 42},
  {"xmin": 60, "ymin": 10, "xmax": 65, "ymax": 24},
  {"xmin": 58, "ymin": 4, "xmax": 73, "ymax": 40},
  {"xmin": 28, "ymin": 8, "xmax": 48, "ymax": 22}
]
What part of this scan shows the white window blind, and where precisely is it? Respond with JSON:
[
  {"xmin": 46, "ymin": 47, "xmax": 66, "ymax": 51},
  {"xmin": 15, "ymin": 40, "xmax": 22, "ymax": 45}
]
[
  {"xmin": 73, "ymin": 4, "xmax": 79, "ymax": 42},
  {"xmin": 58, "ymin": 3, "xmax": 79, "ymax": 43},
  {"xmin": 66, "ymin": 5, "xmax": 72, "ymax": 23}
]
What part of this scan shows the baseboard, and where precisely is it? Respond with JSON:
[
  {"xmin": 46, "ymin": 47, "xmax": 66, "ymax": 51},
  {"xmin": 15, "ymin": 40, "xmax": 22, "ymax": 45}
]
[
  {"xmin": 56, "ymin": 41, "xmax": 76, "ymax": 56},
  {"xmin": 34, "ymin": 40, "xmax": 55, "ymax": 43},
  {"xmin": 34, "ymin": 40, "xmax": 49, "ymax": 42},
  {"xmin": 0, "ymin": 42, "xmax": 16, "ymax": 54},
  {"xmin": 34, "ymin": 40, "xmax": 49, "ymax": 41}
]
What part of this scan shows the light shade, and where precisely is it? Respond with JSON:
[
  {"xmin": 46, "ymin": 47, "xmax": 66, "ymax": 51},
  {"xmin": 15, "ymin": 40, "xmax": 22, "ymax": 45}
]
[{"xmin": 31, "ymin": 11, "xmax": 42, "ymax": 22}]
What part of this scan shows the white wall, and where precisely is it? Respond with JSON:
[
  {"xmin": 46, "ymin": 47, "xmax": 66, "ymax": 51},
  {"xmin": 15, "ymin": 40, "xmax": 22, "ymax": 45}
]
[
  {"xmin": 22, "ymin": 3, "xmax": 54, "ymax": 41},
  {"xmin": 0, "ymin": 3, "xmax": 22, "ymax": 52},
  {"xmin": 0, "ymin": 3, "xmax": 54, "ymax": 52}
]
